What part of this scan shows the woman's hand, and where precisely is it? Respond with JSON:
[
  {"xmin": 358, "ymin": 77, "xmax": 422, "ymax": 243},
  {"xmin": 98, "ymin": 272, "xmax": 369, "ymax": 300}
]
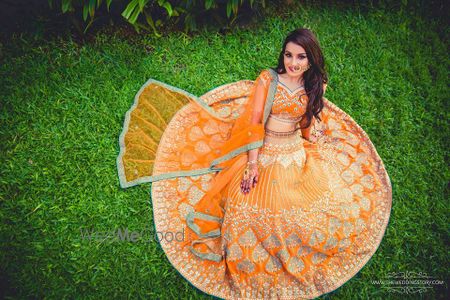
[{"xmin": 240, "ymin": 163, "xmax": 259, "ymax": 194}]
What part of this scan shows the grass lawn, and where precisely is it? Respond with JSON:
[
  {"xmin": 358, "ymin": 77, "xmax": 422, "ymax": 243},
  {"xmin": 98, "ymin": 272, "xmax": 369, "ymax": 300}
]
[{"xmin": 1, "ymin": 1, "xmax": 448, "ymax": 299}]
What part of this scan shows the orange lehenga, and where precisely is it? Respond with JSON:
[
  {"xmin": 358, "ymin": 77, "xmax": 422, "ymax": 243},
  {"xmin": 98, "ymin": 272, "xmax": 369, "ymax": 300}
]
[{"xmin": 116, "ymin": 69, "xmax": 392, "ymax": 299}]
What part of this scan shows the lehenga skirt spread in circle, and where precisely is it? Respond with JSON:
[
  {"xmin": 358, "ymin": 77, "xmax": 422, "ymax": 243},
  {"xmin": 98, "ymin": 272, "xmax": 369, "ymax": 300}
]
[{"xmin": 118, "ymin": 76, "xmax": 392, "ymax": 299}]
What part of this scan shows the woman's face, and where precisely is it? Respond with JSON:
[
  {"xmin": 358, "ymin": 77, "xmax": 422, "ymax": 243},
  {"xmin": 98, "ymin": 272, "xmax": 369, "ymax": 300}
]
[{"xmin": 283, "ymin": 41, "xmax": 309, "ymax": 77}]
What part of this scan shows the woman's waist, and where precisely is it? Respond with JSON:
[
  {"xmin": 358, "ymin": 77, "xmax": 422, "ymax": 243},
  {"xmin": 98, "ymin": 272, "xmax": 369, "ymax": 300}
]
[
  {"xmin": 262, "ymin": 129, "xmax": 303, "ymax": 150},
  {"xmin": 261, "ymin": 115, "xmax": 305, "ymax": 150}
]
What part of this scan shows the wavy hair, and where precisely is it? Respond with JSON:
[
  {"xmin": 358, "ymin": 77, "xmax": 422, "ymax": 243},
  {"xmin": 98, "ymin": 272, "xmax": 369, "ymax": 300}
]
[{"xmin": 271, "ymin": 28, "xmax": 328, "ymax": 129}]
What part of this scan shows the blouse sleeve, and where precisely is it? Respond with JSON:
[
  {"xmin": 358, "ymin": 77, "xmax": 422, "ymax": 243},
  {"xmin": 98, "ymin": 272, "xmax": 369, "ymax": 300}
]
[{"xmin": 250, "ymin": 70, "xmax": 271, "ymax": 125}]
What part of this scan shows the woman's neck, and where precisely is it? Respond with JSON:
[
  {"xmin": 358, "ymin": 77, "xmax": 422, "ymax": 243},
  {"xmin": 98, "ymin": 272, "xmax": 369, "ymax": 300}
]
[{"xmin": 280, "ymin": 72, "xmax": 304, "ymax": 85}]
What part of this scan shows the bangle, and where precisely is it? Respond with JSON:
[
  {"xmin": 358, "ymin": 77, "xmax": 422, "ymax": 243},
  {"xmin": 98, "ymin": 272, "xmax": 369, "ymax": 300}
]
[{"xmin": 247, "ymin": 160, "xmax": 257, "ymax": 165}]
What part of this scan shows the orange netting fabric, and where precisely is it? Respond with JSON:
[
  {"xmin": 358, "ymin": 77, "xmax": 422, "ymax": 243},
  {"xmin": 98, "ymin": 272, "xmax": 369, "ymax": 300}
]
[{"xmin": 117, "ymin": 69, "xmax": 274, "ymax": 188}]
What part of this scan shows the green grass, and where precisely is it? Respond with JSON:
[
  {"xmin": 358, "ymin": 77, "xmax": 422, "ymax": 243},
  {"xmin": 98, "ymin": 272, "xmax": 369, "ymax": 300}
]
[{"xmin": 1, "ymin": 2, "xmax": 448, "ymax": 299}]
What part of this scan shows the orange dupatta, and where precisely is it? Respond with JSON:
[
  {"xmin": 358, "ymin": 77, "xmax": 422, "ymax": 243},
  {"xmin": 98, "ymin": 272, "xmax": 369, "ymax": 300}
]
[
  {"xmin": 116, "ymin": 68, "xmax": 279, "ymax": 260},
  {"xmin": 185, "ymin": 69, "xmax": 278, "ymax": 261}
]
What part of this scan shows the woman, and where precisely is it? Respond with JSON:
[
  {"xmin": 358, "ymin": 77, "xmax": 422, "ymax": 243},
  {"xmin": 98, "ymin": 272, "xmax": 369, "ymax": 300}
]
[{"xmin": 117, "ymin": 28, "xmax": 392, "ymax": 299}]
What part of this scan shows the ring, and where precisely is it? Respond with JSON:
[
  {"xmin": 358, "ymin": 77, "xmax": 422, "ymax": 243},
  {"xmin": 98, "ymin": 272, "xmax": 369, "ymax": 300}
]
[{"xmin": 243, "ymin": 167, "xmax": 250, "ymax": 181}]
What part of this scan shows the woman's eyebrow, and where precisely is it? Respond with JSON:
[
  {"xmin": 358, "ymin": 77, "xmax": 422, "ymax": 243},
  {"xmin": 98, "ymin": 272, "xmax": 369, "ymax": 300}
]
[{"xmin": 285, "ymin": 51, "xmax": 307, "ymax": 55}]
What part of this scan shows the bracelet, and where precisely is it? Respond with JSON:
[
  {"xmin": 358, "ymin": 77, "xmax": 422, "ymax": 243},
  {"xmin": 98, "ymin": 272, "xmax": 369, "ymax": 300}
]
[
  {"xmin": 247, "ymin": 160, "xmax": 258, "ymax": 165},
  {"xmin": 243, "ymin": 164, "xmax": 259, "ymax": 181}
]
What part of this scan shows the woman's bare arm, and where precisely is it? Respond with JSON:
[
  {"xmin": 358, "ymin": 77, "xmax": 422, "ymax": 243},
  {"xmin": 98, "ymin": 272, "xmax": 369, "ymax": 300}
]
[
  {"xmin": 241, "ymin": 73, "xmax": 267, "ymax": 194},
  {"xmin": 247, "ymin": 75, "xmax": 267, "ymax": 162}
]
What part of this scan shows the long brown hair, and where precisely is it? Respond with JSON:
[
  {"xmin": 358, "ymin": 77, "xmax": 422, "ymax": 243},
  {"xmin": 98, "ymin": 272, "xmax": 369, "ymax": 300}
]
[{"xmin": 271, "ymin": 28, "xmax": 328, "ymax": 129}]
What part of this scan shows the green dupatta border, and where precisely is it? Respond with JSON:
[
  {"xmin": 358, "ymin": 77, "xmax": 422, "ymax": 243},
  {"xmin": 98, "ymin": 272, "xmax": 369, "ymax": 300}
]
[{"xmin": 117, "ymin": 69, "xmax": 278, "ymax": 188}]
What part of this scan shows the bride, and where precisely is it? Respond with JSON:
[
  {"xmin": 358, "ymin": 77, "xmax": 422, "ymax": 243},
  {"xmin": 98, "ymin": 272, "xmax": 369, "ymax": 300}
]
[{"xmin": 117, "ymin": 28, "xmax": 392, "ymax": 299}]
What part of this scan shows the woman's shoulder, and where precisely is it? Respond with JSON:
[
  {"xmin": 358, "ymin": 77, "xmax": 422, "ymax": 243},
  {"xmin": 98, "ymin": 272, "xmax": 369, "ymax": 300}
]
[{"xmin": 258, "ymin": 68, "xmax": 276, "ymax": 81}]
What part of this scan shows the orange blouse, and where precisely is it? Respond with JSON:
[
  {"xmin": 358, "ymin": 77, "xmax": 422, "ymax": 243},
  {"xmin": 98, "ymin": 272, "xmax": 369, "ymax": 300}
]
[{"xmin": 270, "ymin": 82, "xmax": 307, "ymax": 121}]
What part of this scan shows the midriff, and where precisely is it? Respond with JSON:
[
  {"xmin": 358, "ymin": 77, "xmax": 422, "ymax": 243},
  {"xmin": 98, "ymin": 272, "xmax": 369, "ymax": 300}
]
[{"xmin": 265, "ymin": 114, "xmax": 300, "ymax": 132}]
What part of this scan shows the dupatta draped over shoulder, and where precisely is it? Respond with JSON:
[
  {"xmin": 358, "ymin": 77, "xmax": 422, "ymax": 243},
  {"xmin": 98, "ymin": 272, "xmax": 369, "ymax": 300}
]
[
  {"xmin": 117, "ymin": 68, "xmax": 282, "ymax": 260},
  {"xmin": 117, "ymin": 68, "xmax": 278, "ymax": 187}
]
